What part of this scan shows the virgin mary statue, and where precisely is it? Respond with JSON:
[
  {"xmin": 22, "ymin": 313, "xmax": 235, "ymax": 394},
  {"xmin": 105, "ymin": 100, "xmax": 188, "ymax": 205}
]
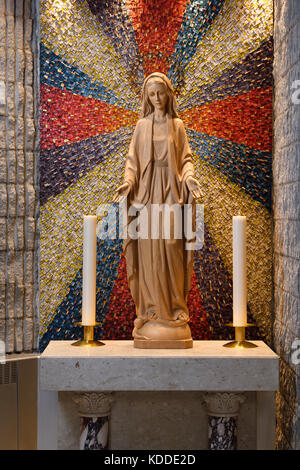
[{"xmin": 114, "ymin": 72, "xmax": 202, "ymax": 348}]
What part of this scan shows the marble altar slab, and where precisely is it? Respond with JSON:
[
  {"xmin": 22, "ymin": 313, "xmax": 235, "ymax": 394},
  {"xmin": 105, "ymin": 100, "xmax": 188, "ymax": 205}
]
[{"xmin": 40, "ymin": 340, "xmax": 279, "ymax": 392}]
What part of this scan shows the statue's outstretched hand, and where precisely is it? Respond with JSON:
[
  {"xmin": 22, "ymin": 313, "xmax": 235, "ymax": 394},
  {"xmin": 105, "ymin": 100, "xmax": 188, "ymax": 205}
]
[
  {"xmin": 113, "ymin": 181, "xmax": 131, "ymax": 203},
  {"xmin": 186, "ymin": 176, "xmax": 203, "ymax": 200}
]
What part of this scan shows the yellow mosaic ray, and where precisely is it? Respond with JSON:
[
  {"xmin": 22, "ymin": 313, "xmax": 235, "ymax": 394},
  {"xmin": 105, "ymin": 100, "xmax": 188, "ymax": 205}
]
[
  {"xmin": 40, "ymin": 140, "xmax": 129, "ymax": 336},
  {"xmin": 40, "ymin": 0, "xmax": 139, "ymax": 108},
  {"xmin": 179, "ymin": 0, "xmax": 273, "ymax": 105},
  {"xmin": 195, "ymin": 159, "xmax": 272, "ymax": 342}
]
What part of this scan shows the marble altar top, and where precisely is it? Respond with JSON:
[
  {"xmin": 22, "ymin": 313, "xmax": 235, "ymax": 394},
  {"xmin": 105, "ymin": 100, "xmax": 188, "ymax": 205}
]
[{"xmin": 40, "ymin": 340, "xmax": 279, "ymax": 392}]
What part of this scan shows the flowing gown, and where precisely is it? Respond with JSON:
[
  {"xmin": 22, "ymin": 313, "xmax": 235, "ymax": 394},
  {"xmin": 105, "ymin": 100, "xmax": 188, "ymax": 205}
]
[
  {"xmin": 123, "ymin": 113, "xmax": 195, "ymax": 339},
  {"xmin": 133, "ymin": 121, "xmax": 190, "ymax": 336}
]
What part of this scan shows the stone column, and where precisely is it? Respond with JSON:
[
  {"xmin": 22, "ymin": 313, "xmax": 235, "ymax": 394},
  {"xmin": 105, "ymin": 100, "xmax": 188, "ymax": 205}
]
[
  {"xmin": 273, "ymin": 0, "xmax": 300, "ymax": 450},
  {"xmin": 73, "ymin": 392, "xmax": 114, "ymax": 450},
  {"xmin": 0, "ymin": 0, "xmax": 39, "ymax": 354},
  {"xmin": 203, "ymin": 392, "xmax": 246, "ymax": 450}
]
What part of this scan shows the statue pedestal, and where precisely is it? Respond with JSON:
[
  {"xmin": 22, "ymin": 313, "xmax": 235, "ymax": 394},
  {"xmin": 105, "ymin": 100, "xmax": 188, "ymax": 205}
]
[
  {"xmin": 134, "ymin": 338, "xmax": 193, "ymax": 349},
  {"xmin": 133, "ymin": 320, "xmax": 193, "ymax": 348},
  {"xmin": 40, "ymin": 340, "xmax": 279, "ymax": 450}
]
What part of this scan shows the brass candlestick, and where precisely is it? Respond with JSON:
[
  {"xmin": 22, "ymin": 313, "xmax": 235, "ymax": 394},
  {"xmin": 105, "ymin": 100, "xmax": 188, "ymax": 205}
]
[
  {"xmin": 71, "ymin": 322, "xmax": 105, "ymax": 347},
  {"xmin": 223, "ymin": 323, "xmax": 257, "ymax": 349}
]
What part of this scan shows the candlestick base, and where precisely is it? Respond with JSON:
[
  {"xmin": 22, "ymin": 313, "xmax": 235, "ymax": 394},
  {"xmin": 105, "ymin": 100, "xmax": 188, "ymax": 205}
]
[
  {"xmin": 71, "ymin": 340, "xmax": 105, "ymax": 347},
  {"xmin": 223, "ymin": 324, "xmax": 258, "ymax": 349},
  {"xmin": 71, "ymin": 323, "xmax": 105, "ymax": 347},
  {"xmin": 223, "ymin": 340, "xmax": 257, "ymax": 349}
]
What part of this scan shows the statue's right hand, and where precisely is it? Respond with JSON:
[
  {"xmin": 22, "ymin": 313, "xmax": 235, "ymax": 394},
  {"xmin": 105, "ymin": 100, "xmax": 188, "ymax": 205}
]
[{"xmin": 112, "ymin": 182, "xmax": 131, "ymax": 203}]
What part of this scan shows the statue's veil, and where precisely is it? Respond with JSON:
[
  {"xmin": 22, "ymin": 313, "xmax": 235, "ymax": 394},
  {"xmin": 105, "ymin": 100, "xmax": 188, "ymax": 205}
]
[{"xmin": 141, "ymin": 72, "xmax": 179, "ymax": 118}]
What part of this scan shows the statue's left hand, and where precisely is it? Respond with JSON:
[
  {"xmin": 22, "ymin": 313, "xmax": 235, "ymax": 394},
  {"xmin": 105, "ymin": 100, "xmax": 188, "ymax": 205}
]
[{"xmin": 186, "ymin": 176, "xmax": 203, "ymax": 200}]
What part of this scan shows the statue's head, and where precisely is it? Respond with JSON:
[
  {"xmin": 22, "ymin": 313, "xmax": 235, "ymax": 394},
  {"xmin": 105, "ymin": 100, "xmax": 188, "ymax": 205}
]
[{"xmin": 141, "ymin": 72, "xmax": 179, "ymax": 118}]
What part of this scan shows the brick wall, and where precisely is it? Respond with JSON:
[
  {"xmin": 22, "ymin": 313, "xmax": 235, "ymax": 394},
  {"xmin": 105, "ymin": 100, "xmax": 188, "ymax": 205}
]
[
  {"xmin": 273, "ymin": 0, "xmax": 300, "ymax": 450},
  {"xmin": 0, "ymin": 0, "xmax": 39, "ymax": 354}
]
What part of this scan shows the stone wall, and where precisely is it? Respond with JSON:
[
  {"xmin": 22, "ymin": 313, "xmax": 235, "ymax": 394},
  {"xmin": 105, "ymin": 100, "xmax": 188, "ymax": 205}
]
[
  {"xmin": 0, "ymin": 0, "xmax": 39, "ymax": 353},
  {"xmin": 273, "ymin": 0, "xmax": 300, "ymax": 450}
]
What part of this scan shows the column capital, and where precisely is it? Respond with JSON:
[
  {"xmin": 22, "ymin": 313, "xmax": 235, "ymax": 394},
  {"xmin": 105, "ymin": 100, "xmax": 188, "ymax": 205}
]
[
  {"xmin": 203, "ymin": 392, "xmax": 246, "ymax": 417},
  {"xmin": 73, "ymin": 392, "xmax": 114, "ymax": 418}
]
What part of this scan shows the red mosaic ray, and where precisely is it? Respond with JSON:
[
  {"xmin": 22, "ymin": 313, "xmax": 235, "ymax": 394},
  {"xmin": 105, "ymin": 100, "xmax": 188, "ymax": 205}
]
[
  {"xmin": 187, "ymin": 271, "xmax": 212, "ymax": 340},
  {"xmin": 126, "ymin": 0, "xmax": 187, "ymax": 76},
  {"xmin": 102, "ymin": 254, "xmax": 211, "ymax": 340},
  {"xmin": 102, "ymin": 255, "xmax": 136, "ymax": 339},
  {"xmin": 181, "ymin": 87, "xmax": 272, "ymax": 152},
  {"xmin": 40, "ymin": 84, "xmax": 138, "ymax": 150}
]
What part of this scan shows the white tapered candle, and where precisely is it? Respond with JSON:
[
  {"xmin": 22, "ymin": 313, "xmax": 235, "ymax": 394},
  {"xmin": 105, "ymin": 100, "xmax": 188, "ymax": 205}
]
[
  {"xmin": 232, "ymin": 216, "xmax": 247, "ymax": 326},
  {"xmin": 82, "ymin": 215, "xmax": 97, "ymax": 325}
]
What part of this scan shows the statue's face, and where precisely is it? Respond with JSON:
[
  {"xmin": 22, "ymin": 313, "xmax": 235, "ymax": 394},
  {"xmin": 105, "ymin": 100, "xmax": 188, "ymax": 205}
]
[{"xmin": 147, "ymin": 81, "xmax": 168, "ymax": 113}]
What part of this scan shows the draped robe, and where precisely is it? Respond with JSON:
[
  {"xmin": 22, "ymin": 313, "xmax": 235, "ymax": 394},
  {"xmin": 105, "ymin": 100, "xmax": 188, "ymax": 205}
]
[{"xmin": 122, "ymin": 112, "xmax": 196, "ymax": 337}]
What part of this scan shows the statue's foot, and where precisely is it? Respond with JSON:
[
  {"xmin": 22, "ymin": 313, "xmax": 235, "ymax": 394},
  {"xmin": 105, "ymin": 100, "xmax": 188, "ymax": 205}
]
[{"xmin": 133, "ymin": 320, "xmax": 193, "ymax": 349}]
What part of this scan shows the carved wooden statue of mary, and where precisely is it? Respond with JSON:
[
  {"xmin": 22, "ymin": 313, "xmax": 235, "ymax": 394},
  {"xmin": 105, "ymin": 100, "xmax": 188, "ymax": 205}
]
[{"xmin": 114, "ymin": 72, "xmax": 202, "ymax": 348}]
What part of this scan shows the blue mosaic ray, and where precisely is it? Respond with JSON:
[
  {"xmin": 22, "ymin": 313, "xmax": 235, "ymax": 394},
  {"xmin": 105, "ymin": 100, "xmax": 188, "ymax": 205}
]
[
  {"xmin": 40, "ymin": 43, "xmax": 137, "ymax": 110},
  {"xmin": 167, "ymin": 0, "xmax": 226, "ymax": 89},
  {"xmin": 39, "ymin": 235, "xmax": 123, "ymax": 352},
  {"xmin": 40, "ymin": 126, "xmax": 134, "ymax": 206},
  {"xmin": 187, "ymin": 129, "xmax": 272, "ymax": 211}
]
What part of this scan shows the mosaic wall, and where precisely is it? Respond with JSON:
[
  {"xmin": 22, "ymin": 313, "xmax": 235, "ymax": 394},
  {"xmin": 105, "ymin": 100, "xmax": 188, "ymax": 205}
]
[{"xmin": 39, "ymin": 0, "xmax": 273, "ymax": 350}]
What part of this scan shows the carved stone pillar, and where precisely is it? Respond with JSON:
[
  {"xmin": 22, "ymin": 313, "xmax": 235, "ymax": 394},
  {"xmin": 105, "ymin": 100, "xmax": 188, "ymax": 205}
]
[
  {"xmin": 203, "ymin": 392, "xmax": 246, "ymax": 450},
  {"xmin": 73, "ymin": 392, "xmax": 114, "ymax": 450}
]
